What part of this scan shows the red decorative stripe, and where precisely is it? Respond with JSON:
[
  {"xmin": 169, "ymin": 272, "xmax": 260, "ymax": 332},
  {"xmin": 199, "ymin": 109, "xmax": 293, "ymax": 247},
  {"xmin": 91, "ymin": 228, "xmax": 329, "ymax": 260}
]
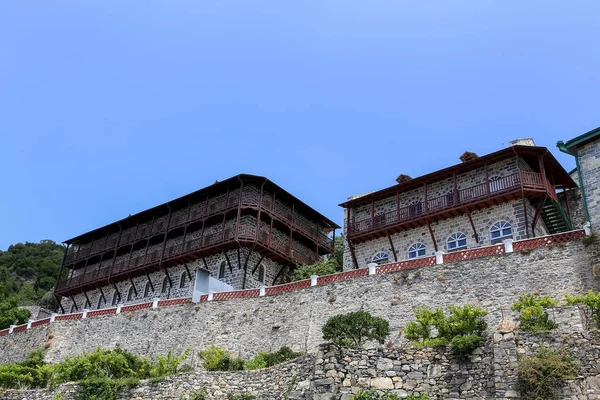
[
  {"xmin": 87, "ymin": 308, "xmax": 118, "ymax": 318},
  {"xmin": 0, "ymin": 329, "xmax": 8, "ymax": 336},
  {"xmin": 12, "ymin": 324, "xmax": 27, "ymax": 332},
  {"xmin": 55, "ymin": 313, "xmax": 83, "ymax": 321},
  {"xmin": 317, "ymin": 268, "xmax": 369, "ymax": 285},
  {"xmin": 444, "ymin": 245, "xmax": 505, "ymax": 263},
  {"xmin": 157, "ymin": 298, "xmax": 192, "ymax": 307},
  {"xmin": 30, "ymin": 318, "xmax": 51, "ymax": 328},
  {"xmin": 121, "ymin": 302, "xmax": 153, "ymax": 312},
  {"xmin": 265, "ymin": 279, "xmax": 311, "ymax": 295},
  {"xmin": 376, "ymin": 256, "xmax": 436, "ymax": 274},
  {"xmin": 199, "ymin": 294, "xmax": 208, "ymax": 302},
  {"xmin": 213, "ymin": 289, "xmax": 260, "ymax": 301},
  {"xmin": 513, "ymin": 230, "xmax": 585, "ymax": 252}
]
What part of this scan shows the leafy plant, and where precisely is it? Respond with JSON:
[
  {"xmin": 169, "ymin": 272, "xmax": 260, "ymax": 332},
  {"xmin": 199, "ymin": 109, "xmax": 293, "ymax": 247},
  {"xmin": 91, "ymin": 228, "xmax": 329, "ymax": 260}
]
[
  {"xmin": 322, "ymin": 311, "xmax": 390, "ymax": 348},
  {"xmin": 292, "ymin": 258, "xmax": 340, "ymax": 281},
  {"xmin": 0, "ymin": 297, "xmax": 31, "ymax": 330},
  {"xmin": 198, "ymin": 345, "xmax": 244, "ymax": 372},
  {"xmin": 518, "ymin": 347, "xmax": 577, "ymax": 399},
  {"xmin": 150, "ymin": 349, "xmax": 192, "ymax": 377},
  {"xmin": 75, "ymin": 377, "xmax": 139, "ymax": 400},
  {"xmin": 227, "ymin": 393, "xmax": 256, "ymax": 400},
  {"xmin": 565, "ymin": 291, "xmax": 600, "ymax": 330},
  {"xmin": 245, "ymin": 347, "xmax": 301, "ymax": 370},
  {"xmin": 512, "ymin": 294, "xmax": 557, "ymax": 333},
  {"xmin": 404, "ymin": 305, "xmax": 488, "ymax": 357}
]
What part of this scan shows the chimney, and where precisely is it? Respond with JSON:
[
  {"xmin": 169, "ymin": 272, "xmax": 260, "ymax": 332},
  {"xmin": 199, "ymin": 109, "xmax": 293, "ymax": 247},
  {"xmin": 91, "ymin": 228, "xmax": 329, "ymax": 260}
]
[
  {"xmin": 459, "ymin": 151, "xmax": 479, "ymax": 163},
  {"xmin": 509, "ymin": 138, "xmax": 536, "ymax": 147},
  {"xmin": 395, "ymin": 174, "xmax": 412, "ymax": 184}
]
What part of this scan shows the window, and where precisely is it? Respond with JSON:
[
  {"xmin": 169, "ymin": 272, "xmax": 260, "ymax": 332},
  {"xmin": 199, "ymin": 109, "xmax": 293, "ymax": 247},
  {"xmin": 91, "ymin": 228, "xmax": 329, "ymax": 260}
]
[
  {"xmin": 144, "ymin": 281, "xmax": 151, "ymax": 298},
  {"xmin": 111, "ymin": 291, "xmax": 120, "ymax": 306},
  {"xmin": 257, "ymin": 265, "xmax": 266, "ymax": 285},
  {"xmin": 446, "ymin": 189, "xmax": 457, "ymax": 206},
  {"xmin": 97, "ymin": 296, "xmax": 105, "ymax": 309},
  {"xmin": 371, "ymin": 252, "xmax": 389, "ymax": 265},
  {"xmin": 179, "ymin": 272, "xmax": 187, "ymax": 289},
  {"xmin": 490, "ymin": 221, "xmax": 513, "ymax": 244},
  {"xmin": 488, "ymin": 175, "xmax": 504, "ymax": 193},
  {"xmin": 218, "ymin": 261, "xmax": 226, "ymax": 279},
  {"xmin": 127, "ymin": 286, "xmax": 135, "ymax": 301},
  {"xmin": 408, "ymin": 201, "xmax": 423, "ymax": 218},
  {"xmin": 161, "ymin": 277, "xmax": 169, "ymax": 294},
  {"xmin": 408, "ymin": 243, "xmax": 426, "ymax": 259},
  {"xmin": 447, "ymin": 233, "xmax": 467, "ymax": 251}
]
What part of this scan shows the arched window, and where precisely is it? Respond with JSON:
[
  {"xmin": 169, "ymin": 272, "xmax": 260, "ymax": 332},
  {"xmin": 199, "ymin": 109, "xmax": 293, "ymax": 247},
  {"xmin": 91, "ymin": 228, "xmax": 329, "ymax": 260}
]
[
  {"xmin": 447, "ymin": 233, "xmax": 467, "ymax": 251},
  {"xmin": 218, "ymin": 261, "xmax": 226, "ymax": 279},
  {"xmin": 408, "ymin": 243, "xmax": 426, "ymax": 259},
  {"xmin": 127, "ymin": 286, "xmax": 135, "ymax": 302},
  {"xmin": 371, "ymin": 252, "xmax": 389, "ymax": 265},
  {"xmin": 161, "ymin": 277, "xmax": 169, "ymax": 294},
  {"xmin": 257, "ymin": 265, "xmax": 266, "ymax": 285},
  {"xmin": 488, "ymin": 175, "xmax": 504, "ymax": 193},
  {"xmin": 179, "ymin": 272, "xmax": 187, "ymax": 289},
  {"xmin": 111, "ymin": 291, "xmax": 120, "ymax": 306},
  {"xmin": 490, "ymin": 221, "xmax": 513, "ymax": 244},
  {"xmin": 144, "ymin": 281, "xmax": 151, "ymax": 298},
  {"xmin": 97, "ymin": 296, "xmax": 105, "ymax": 310}
]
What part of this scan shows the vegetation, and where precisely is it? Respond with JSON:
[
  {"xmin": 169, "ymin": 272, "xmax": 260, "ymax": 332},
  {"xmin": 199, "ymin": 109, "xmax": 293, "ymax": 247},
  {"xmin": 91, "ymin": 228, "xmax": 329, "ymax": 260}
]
[
  {"xmin": 226, "ymin": 393, "xmax": 256, "ymax": 400},
  {"xmin": 292, "ymin": 234, "xmax": 344, "ymax": 281},
  {"xmin": 512, "ymin": 294, "xmax": 557, "ymax": 333},
  {"xmin": 351, "ymin": 391, "xmax": 429, "ymax": 400},
  {"xmin": 518, "ymin": 347, "xmax": 577, "ymax": 400},
  {"xmin": 404, "ymin": 305, "xmax": 488, "ymax": 357},
  {"xmin": 198, "ymin": 345, "xmax": 301, "ymax": 371},
  {"xmin": 0, "ymin": 240, "xmax": 65, "ymax": 329},
  {"xmin": 565, "ymin": 290, "xmax": 600, "ymax": 330},
  {"xmin": 322, "ymin": 311, "xmax": 390, "ymax": 348},
  {"xmin": 0, "ymin": 346, "xmax": 191, "ymax": 400}
]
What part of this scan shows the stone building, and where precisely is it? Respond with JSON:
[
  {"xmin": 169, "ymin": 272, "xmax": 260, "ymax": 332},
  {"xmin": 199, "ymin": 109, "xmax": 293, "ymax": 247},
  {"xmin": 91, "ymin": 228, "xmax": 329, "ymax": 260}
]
[
  {"xmin": 558, "ymin": 126, "xmax": 600, "ymax": 229},
  {"xmin": 340, "ymin": 141, "xmax": 578, "ymax": 270},
  {"xmin": 54, "ymin": 174, "xmax": 339, "ymax": 313}
]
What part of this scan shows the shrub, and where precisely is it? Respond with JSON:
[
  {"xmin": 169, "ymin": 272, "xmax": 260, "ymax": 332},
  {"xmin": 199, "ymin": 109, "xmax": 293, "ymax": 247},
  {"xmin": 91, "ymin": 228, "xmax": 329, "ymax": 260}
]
[
  {"xmin": 244, "ymin": 346, "xmax": 301, "ymax": 370},
  {"xmin": 149, "ymin": 349, "xmax": 191, "ymax": 377},
  {"xmin": 403, "ymin": 305, "xmax": 488, "ymax": 357},
  {"xmin": 198, "ymin": 345, "xmax": 244, "ymax": 372},
  {"xmin": 292, "ymin": 258, "xmax": 340, "ymax": 281},
  {"xmin": 187, "ymin": 390, "xmax": 207, "ymax": 400},
  {"xmin": 226, "ymin": 393, "xmax": 256, "ymax": 400},
  {"xmin": 565, "ymin": 291, "xmax": 600, "ymax": 330},
  {"xmin": 512, "ymin": 294, "xmax": 557, "ymax": 333},
  {"xmin": 75, "ymin": 377, "xmax": 139, "ymax": 400},
  {"xmin": 351, "ymin": 391, "xmax": 429, "ymax": 400},
  {"xmin": 518, "ymin": 347, "xmax": 577, "ymax": 399},
  {"xmin": 322, "ymin": 311, "xmax": 390, "ymax": 348}
]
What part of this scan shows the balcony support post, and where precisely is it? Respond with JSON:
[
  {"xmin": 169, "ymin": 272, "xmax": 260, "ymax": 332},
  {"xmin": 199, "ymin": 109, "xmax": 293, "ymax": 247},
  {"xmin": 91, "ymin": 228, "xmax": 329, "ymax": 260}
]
[
  {"xmin": 453, "ymin": 173, "xmax": 458, "ymax": 204},
  {"xmin": 181, "ymin": 224, "xmax": 189, "ymax": 254},
  {"xmin": 386, "ymin": 231, "xmax": 398, "ymax": 262},
  {"xmin": 237, "ymin": 246, "xmax": 242, "ymax": 269},
  {"xmin": 55, "ymin": 294, "xmax": 65, "ymax": 314},
  {"xmin": 426, "ymin": 219, "xmax": 438, "ymax": 252},
  {"xmin": 252, "ymin": 252, "xmax": 266, "ymax": 275},
  {"xmin": 235, "ymin": 179, "xmax": 243, "ymax": 240},
  {"xmin": 183, "ymin": 263, "xmax": 192, "ymax": 281},
  {"xmin": 269, "ymin": 217, "xmax": 273, "ymax": 248},
  {"xmin": 158, "ymin": 204, "xmax": 173, "ymax": 268},
  {"xmin": 531, "ymin": 195, "xmax": 547, "ymax": 237},
  {"xmin": 241, "ymin": 243, "xmax": 257, "ymax": 289},
  {"xmin": 83, "ymin": 290, "xmax": 91, "ymax": 309},
  {"xmin": 160, "ymin": 265, "xmax": 172, "ymax": 291},
  {"xmin": 224, "ymin": 251, "xmax": 233, "ymax": 273},
  {"xmin": 396, "ymin": 192, "xmax": 400, "ymax": 222},
  {"xmin": 256, "ymin": 179, "xmax": 267, "ymax": 241},
  {"xmin": 108, "ymin": 223, "xmax": 123, "ymax": 280},
  {"xmin": 348, "ymin": 238, "xmax": 359, "ymax": 269},
  {"xmin": 144, "ymin": 270, "xmax": 155, "ymax": 292},
  {"xmin": 271, "ymin": 265, "xmax": 285, "ymax": 286},
  {"xmin": 70, "ymin": 294, "xmax": 79, "ymax": 312},
  {"xmin": 129, "ymin": 276, "xmax": 138, "ymax": 297},
  {"xmin": 98, "ymin": 286, "xmax": 107, "ymax": 305},
  {"xmin": 522, "ymin": 196, "xmax": 531, "ymax": 238},
  {"xmin": 111, "ymin": 281, "xmax": 122, "ymax": 304},
  {"xmin": 424, "ymin": 183, "xmax": 428, "ymax": 215},
  {"xmin": 370, "ymin": 200, "xmax": 374, "ymax": 230},
  {"xmin": 563, "ymin": 188, "xmax": 571, "ymax": 217},
  {"xmin": 484, "ymin": 163, "xmax": 490, "ymax": 196},
  {"xmin": 201, "ymin": 257, "xmax": 209, "ymax": 271},
  {"xmin": 466, "ymin": 209, "xmax": 480, "ymax": 244},
  {"xmin": 142, "ymin": 239, "xmax": 150, "ymax": 268}
]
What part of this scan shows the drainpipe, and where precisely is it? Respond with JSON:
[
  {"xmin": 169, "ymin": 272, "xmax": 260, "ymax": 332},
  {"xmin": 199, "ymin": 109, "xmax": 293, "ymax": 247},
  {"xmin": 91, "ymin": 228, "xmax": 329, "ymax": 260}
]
[{"xmin": 557, "ymin": 141, "xmax": 591, "ymax": 225}]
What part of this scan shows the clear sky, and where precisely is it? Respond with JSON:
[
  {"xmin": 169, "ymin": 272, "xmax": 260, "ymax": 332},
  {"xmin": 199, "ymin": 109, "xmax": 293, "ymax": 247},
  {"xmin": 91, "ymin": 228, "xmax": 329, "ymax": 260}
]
[{"xmin": 1, "ymin": 1, "xmax": 599, "ymax": 249}]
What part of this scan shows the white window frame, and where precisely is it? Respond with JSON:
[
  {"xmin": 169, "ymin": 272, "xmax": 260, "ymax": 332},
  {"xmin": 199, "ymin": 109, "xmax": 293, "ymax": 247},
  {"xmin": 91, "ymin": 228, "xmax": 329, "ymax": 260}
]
[
  {"xmin": 371, "ymin": 252, "xmax": 389, "ymax": 265},
  {"xmin": 408, "ymin": 243, "xmax": 426, "ymax": 259},
  {"xmin": 447, "ymin": 233, "xmax": 467, "ymax": 251},
  {"xmin": 490, "ymin": 221, "xmax": 513, "ymax": 244}
]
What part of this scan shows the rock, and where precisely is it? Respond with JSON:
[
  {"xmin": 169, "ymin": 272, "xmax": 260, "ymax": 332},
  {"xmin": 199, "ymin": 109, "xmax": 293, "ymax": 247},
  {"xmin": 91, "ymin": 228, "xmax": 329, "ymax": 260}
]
[{"xmin": 370, "ymin": 377, "xmax": 394, "ymax": 390}]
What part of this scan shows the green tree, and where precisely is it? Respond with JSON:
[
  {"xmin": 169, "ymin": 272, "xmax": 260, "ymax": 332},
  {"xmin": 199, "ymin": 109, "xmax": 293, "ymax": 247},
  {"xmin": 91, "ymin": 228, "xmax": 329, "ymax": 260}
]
[{"xmin": 322, "ymin": 311, "xmax": 390, "ymax": 347}]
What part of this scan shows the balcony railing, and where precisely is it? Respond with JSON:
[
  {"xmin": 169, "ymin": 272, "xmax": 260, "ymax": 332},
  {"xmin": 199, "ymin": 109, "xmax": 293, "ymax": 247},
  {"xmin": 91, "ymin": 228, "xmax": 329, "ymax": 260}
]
[
  {"xmin": 56, "ymin": 222, "xmax": 318, "ymax": 293},
  {"xmin": 349, "ymin": 171, "xmax": 552, "ymax": 237}
]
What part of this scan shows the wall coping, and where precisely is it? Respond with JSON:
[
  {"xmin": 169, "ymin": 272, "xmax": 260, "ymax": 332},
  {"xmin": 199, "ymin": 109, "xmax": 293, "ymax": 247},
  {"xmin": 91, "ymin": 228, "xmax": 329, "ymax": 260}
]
[{"xmin": 0, "ymin": 229, "xmax": 586, "ymax": 337}]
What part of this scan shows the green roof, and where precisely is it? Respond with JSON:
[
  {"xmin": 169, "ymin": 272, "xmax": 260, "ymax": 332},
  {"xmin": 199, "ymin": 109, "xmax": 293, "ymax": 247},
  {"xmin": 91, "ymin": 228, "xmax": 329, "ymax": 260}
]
[{"xmin": 560, "ymin": 126, "xmax": 600, "ymax": 151}]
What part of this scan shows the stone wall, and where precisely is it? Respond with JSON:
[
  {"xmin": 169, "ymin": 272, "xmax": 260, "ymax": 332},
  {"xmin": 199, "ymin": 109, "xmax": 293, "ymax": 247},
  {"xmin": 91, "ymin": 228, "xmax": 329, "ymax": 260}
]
[
  {"xmin": 578, "ymin": 139, "xmax": 600, "ymax": 228},
  {"xmin": 2, "ymin": 237, "xmax": 598, "ymax": 368}
]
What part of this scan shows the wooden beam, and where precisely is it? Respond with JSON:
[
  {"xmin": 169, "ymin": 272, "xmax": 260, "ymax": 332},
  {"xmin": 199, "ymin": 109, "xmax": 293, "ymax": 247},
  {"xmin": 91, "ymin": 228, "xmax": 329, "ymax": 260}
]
[
  {"xmin": 466, "ymin": 209, "xmax": 480, "ymax": 244},
  {"xmin": 271, "ymin": 265, "xmax": 286, "ymax": 286},
  {"xmin": 426, "ymin": 219, "xmax": 438, "ymax": 252},
  {"xmin": 183, "ymin": 263, "xmax": 192, "ymax": 281},
  {"xmin": 224, "ymin": 250, "xmax": 233, "ymax": 273},
  {"xmin": 347, "ymin": 238, "xmax": 359, "ymax": 269},
  {"xmin": 129, "ymin": 276, "xmax": 138, "ymax": 297},
  {"xmin": 386, "ymin": 231, "xmax": 397, "ymax": 262}
]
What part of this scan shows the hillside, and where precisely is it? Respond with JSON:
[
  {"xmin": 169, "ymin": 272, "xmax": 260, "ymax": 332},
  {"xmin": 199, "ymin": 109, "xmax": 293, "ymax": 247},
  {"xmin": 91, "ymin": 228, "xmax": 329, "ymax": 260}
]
[{"xmin": 0, "ymin": 240, "xmax": 64, "ymax": 328}]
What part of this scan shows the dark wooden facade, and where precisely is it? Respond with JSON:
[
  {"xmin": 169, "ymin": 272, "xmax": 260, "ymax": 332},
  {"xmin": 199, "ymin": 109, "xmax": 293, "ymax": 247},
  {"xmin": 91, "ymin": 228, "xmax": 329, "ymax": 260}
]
[{"xmin": 55, "ymin": 174, "xmax": 339, "ymax": 299}]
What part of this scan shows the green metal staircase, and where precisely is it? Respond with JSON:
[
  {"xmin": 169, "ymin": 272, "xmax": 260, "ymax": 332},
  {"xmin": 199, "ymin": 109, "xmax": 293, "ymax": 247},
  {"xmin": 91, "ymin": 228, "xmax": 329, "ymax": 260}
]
[{"xmin": 540, "ymin": 198, "xmax": 572, "ymax": 234}]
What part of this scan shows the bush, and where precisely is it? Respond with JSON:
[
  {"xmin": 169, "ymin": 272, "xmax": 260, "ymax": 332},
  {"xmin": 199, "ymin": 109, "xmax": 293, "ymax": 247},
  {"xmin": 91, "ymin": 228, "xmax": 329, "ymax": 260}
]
[
  {"xmin": 518, "ymin": 347, "xmax": 577, "ymax": 399},
  {"xmin": 565, "ymin": 291, "xmax": 600, "ymax": 330},
  {"xmin": 244, "ymin": 346, "xmax": 301, "ymax": 370},
  {"xmin": 0, "ymin": 297, "xmax": 31, "ymax": 330},
  {"xmin": 75, "ymin": 377, "xmax": 139, "ymax": 400},
  {"xmin": 322, "ymin": 311, "xmax": 390, "ymax": 348},
  {"xmin": 403, "ymin": 305, "xmax": 488, "ymax": 357},
  {"xmin": 292, "ymin": 258, "xmax": 340, "ymax": 281},
  {"xmin": 226, "ymin": 393, "xmax": 256, "ymax": 400},
  {"xmin": 198, "ymin": 345, "xmax": 244, "ymax": 372},
  {"xmin": 512, "ymin": 294, "xmax": 557, "ymax": 333},
  {"xmin": 351, "ymin": 391, "xmax": 429, "ymax": 400}
]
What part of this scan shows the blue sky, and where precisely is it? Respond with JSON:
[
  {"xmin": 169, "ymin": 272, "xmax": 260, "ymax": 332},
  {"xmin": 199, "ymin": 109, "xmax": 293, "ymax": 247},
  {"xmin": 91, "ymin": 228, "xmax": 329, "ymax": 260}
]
[{"xmin": 1, "ymin": 1, "xmax": 599, "ymax": 249}]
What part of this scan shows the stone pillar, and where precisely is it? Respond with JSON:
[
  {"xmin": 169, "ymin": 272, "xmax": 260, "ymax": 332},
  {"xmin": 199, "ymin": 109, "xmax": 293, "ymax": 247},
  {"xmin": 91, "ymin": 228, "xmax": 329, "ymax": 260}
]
[
  {"xmin": 310, "ymin": 275, "xmax": 318, "ymax": 286},
  {"xmin": 435, "ymin": 251, "xmax": 444, "ymax": 265},
  {"xmin": 259, "ymin": 285, "xmax": 266, "ymax": 296},
  {"xmin": 152, "ymin": 297, "xmax": 160, "ymax": 308},
  {"xmin": 493, "ymin": 330, "xmax": 520, "ymax": 399},
  {"xmin": 368, "ymin": 263, "xmax": 377, "ymax": 275},
  {"xmin": 503, "ymin": 239, "xmax": 514, "ymax": 253}
]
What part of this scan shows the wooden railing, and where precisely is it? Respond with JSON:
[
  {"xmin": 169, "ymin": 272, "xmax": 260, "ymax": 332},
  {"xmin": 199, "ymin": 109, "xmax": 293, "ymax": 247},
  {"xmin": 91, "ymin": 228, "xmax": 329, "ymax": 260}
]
[{"xmin": 349, "ymin": 172, "xmax": 554, "ymax": 237}]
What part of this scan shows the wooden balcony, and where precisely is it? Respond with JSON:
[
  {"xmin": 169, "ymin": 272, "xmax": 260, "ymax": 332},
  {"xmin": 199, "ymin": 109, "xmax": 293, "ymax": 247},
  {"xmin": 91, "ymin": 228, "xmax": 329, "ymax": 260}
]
[
  {"xmin": 348, "ymin": 171, "xmax": 555, "ymax": 242},
  {"xmin": 55, "ymin": 222, "xmax": 319, "ymax": 297},
  {"xmin": 64, "ymin": 194, "xmax": 333, "ymax": 266}
]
